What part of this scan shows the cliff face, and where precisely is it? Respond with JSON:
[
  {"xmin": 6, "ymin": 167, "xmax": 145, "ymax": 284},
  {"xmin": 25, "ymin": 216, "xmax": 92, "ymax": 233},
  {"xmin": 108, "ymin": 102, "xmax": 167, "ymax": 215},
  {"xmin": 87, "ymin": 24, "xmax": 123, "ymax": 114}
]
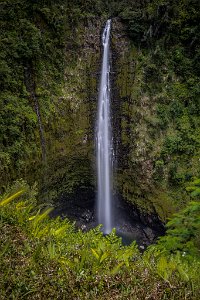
[
  {"xmin": 1, "ymin": 0, "xmax": 200, "ymax": 224},
  {"xmin": 111, "ymin": 10, "xmax": 200, "ymax": 221},
  {"xmin": 0, "ymin": 1, "xmax": 105, "ymax": 204},
  {"xmin": 41, "ymin": 17, "xmax": 104, "ymax": 203}
]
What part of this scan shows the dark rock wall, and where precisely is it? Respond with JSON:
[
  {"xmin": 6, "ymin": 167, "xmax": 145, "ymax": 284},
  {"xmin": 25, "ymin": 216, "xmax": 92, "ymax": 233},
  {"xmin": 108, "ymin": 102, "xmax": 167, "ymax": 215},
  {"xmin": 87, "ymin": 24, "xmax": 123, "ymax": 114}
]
[
  {"xmin": 1, "ymin": 0, "xmax": 199, "ymax": 229},
  {"xmin": 41, "ymin": 18, "xmax": 106, "ymax": 203},
  {"xmin": 46, "ymin": 17, "xmax": 165, "ymax": 238}
]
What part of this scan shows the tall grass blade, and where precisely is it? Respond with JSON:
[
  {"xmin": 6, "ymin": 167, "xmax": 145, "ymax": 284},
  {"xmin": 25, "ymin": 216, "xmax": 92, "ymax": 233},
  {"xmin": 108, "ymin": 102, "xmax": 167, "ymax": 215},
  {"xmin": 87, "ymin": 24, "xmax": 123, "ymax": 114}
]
[{"xmin": 0, "ymin": 190, "xmax": 25, "ymax": 207}]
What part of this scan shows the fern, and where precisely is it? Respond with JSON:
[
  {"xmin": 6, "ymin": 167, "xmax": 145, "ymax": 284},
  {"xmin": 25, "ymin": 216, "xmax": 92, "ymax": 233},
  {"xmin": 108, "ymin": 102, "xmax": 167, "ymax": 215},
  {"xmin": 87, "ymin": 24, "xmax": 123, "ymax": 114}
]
[{"xmin": 0, "ymin": 190, "xmax": 25, "ymax": 207}]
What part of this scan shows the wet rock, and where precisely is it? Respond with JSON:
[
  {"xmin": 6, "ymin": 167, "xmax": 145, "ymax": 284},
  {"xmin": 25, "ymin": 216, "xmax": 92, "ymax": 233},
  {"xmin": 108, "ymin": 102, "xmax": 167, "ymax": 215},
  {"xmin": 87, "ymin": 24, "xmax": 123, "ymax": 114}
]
[
  {"xmin": 51, "ymin": 189, "xmax": 165, "ymax": 247},
  {"xmin": 81, "ymin": 210, "xmax": 93, "ymax": 222}
]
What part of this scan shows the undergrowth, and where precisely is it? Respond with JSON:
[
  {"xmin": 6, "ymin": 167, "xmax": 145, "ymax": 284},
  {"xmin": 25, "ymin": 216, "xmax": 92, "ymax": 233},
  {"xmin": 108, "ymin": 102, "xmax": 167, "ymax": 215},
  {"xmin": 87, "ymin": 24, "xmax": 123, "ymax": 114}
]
[{"xmin": 0, "ymin": 181, "xmax": 199, "ymax": 299}]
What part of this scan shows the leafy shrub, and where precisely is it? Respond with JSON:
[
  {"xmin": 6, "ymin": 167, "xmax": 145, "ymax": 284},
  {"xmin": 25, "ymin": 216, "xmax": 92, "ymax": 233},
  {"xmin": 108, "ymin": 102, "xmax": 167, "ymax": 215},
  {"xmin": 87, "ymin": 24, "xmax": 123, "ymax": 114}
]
[{"xmin": 0, "ymin": 182, "xmax": 200, "ymax": 299}]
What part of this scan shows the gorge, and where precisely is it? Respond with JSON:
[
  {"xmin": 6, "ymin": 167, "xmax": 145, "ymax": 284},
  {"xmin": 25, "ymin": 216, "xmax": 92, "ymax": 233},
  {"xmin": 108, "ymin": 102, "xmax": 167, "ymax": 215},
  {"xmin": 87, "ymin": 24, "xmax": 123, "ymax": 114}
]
[
  {"xmin": 1, "ymin": 0, "xmax": 199, "ymax": 243},
  {"xmin": 0, "ymin": 1, "xmax": 200, "ymax": 298}
]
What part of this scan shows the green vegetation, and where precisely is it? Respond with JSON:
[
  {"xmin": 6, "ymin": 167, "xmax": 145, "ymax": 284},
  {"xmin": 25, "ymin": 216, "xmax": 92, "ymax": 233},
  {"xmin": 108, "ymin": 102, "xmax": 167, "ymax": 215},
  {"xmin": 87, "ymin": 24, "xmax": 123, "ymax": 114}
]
[
  {"xmin": 0, "ymin": 0, "xmax": 200, "ymax": 297},
  {"xmin": 0, "ymin": 182, "xmax": 200, "ymax": 299},
  {"xmin": 111, "ymin": 0, "xmax": 200, "ymax": 219},
  {"xmin": 0, "ymin": 0, "xmax": 103, "ymax": 201}
]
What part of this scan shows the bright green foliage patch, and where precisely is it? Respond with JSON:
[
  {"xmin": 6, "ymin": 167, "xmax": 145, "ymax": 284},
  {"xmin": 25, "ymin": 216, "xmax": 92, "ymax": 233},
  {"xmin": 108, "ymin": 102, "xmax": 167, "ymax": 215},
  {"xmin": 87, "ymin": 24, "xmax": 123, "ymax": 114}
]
[{"xmin": 0, "ymin": 183, "xmax": 199, "ymax": 299}]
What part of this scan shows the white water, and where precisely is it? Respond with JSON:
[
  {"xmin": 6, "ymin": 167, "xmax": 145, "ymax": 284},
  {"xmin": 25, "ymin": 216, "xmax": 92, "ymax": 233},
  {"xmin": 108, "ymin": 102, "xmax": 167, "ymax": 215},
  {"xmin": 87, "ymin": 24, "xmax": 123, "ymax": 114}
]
[{"xmin": 97, "ymin": 19, "xmax": 113, "ymax": 234}]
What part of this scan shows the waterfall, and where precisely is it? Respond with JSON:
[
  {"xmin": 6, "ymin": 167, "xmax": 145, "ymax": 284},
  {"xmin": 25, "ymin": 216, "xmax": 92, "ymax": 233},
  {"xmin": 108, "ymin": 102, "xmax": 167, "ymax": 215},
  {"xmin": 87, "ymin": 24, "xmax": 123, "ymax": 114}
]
[{"xmin": 97, "ymin": 19, "xmax": 113, "ymax": 234}]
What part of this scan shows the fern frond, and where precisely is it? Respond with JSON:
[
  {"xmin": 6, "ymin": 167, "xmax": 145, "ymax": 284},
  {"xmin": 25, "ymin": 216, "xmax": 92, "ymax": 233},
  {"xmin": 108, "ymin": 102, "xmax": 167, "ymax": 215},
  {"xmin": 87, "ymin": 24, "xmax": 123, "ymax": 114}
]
[{"xmin": 0, "ymin": 190, "xmax": 25, "ymax": 207}]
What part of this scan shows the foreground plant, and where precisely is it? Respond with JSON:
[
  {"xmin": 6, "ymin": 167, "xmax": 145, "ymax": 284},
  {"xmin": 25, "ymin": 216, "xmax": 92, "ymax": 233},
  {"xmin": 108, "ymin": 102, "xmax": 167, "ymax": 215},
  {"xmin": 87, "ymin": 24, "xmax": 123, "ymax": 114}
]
[{"xmin": 0, "ymin": 182, "xmax": 199, "ymax": 299}]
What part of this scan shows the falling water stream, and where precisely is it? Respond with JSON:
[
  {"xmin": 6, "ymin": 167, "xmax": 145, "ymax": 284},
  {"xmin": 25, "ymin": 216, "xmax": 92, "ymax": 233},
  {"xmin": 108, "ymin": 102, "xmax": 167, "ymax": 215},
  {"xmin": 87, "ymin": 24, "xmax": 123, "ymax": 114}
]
[
  {"xmin": 50, "ymin": 19, "xmax": 164, "ymax": 247},
  {"xmin": 97, "ymin": 19, "xmax": 113, "ymax": 234}
]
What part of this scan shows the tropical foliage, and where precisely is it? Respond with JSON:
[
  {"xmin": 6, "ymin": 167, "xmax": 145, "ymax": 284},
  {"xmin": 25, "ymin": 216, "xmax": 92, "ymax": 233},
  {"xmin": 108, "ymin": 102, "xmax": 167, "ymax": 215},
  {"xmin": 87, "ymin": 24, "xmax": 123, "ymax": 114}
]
[
  {"xmin": 1, "ymin": 0, "xmax": 200, "ymax": 297},
  {"xmin": 0, "ymin": 182, "xmax": 200, "ymax": 299}
]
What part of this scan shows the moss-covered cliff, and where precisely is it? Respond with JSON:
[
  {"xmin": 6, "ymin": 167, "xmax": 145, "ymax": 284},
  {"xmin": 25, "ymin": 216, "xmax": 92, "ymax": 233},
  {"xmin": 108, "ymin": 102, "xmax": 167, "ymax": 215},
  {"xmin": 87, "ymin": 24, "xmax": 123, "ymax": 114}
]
[
  {"xmin": 0, "ymin": 0, "xmax": 106, "ymax": 203},
  {"xmin": 0, "ymin": 0, "xmax": 200, "ymax": 223},
  {"xmin": 110, "ymin": 0, "xmax": 200, "ymax": 221}
]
